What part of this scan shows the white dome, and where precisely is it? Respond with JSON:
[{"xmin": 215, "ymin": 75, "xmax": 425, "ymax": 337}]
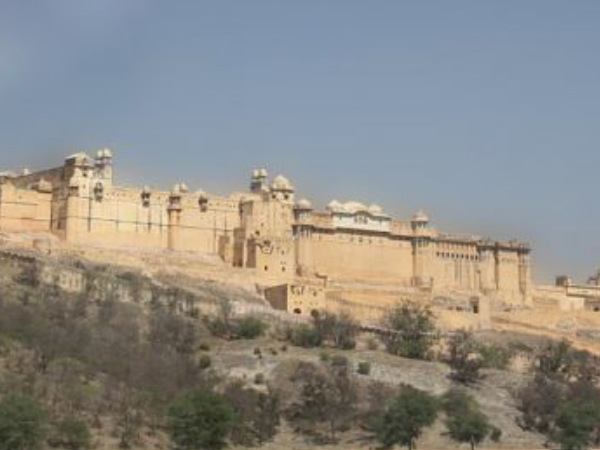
[
  {"xmin": 368, "ymin": 204, "xmax": 383, "ymax": 215},
  {"xmin": 412, "ymin": 210, "xmax": 430, "ymax": 222},
  {"xmin": 296, "ymin": 198, "xmax": 313, "ymax": 210},
  {"xmin": 327, "ymin": 200, "xmax": 343, "ymax": 212},
  {"xmin": 272, "ymin": 174, "xmax": 293, "ymax": 191},
  {"xmin": 259, "ymin": 168, "xmax": 268, "ymax": 177}
]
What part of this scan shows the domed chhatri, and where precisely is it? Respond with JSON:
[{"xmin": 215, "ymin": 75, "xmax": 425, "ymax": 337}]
[
  {"xmin": 271, "ymin": 174, "xmax": 294, "ymax": 191},
  {"xmin": 295, "ymin": 198, "xmax": 313, "ymax": 210},
  {"xmin": 326, "ymin": 199, "xmax": 343, "ymax": 212},
  {"xmin": 412, "ymin": 210, "xmax": 430, "ymax": 223}
]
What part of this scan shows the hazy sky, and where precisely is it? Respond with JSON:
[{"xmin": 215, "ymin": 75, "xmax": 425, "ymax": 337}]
[{"xmin": 1, "ymin": 1, "xmax": 599, "ymax": 282}]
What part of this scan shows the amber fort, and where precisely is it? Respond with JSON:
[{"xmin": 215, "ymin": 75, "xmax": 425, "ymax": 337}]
[{"xmin": 0, "ymin": 149, "xmax": 544, "ymax": 322}]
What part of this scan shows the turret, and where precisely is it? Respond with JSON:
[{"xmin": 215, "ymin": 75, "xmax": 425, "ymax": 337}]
[
  {"xmin": 250, "ymin": 168, "xmax": 268, "ymax": 193},
  {"xmin": 411, "ymin": 210, "xmax": 430, "ymax": 231},
  {"xmin": 411, "ymin": 210, "xmax": 433, "ymax": 287},
  {"xmin": 95, "ymin": 148, "xmax": 114, "ymax": 185},
  {"xmin": 270, "ymin": 174, "xmax": 295, "ymax": 203}
]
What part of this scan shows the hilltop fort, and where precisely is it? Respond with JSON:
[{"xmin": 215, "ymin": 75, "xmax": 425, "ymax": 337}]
[{"xmin": 0, "ymin": 149, "xmax": 537, "ymax": 324}]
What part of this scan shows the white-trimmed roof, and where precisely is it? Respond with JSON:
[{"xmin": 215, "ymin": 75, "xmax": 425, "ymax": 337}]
[{"xmin": 327, "ymin": 199, "xmax": 388, "ymax": 217}]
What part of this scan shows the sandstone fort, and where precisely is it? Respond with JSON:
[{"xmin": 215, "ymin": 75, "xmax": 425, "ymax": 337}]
[
  {"xmin": 2, "ymin": 149, "xmax": 598, "ymax": 324},
  {"xmin": 0, "ymin": 150, "xmax": 538, "ymax": 318}
]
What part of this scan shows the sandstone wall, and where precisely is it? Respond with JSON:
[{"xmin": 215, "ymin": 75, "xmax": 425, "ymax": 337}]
[
  {"xmin": 305, "ymin": 230, "xmax": 414, "ymax": 283},
  {"xmin": 0, "ymin": 184, "xmax": 52, "ymax": 232}
]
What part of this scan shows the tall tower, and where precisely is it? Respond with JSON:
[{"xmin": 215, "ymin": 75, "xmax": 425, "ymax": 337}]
[
  {"xmin": 95, "ymin": 149, "xmax": 114, "ymax": 186},
  {"xmin": 411, "ymin": 210, "xmax": 432, "ymax": 287},
  {"xmin": 250, "ymin": 168, "xmax": 268, "ymax": 193},
  {"xmin": 167, "ymin": 184, "xmax": 183, "ymax": 250},
  {"xmin": 293, "ymin": 198, "xmax": 314, "ymax": 276}
]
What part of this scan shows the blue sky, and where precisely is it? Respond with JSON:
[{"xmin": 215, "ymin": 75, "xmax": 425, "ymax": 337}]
[{"xmin": 1, "ymin": 1, "xmax": 599, "ymax": 282}]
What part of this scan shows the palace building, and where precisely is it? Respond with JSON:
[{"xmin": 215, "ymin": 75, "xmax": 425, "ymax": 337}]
[{"xmin": 0, "ymin": 150, "xmax": 532, "ymax": 308}]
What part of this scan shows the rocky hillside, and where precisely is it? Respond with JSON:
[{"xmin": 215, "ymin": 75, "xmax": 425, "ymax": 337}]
[{"xmin": 0, "ymin": 246, "xmax": 595, "ymax": 450}]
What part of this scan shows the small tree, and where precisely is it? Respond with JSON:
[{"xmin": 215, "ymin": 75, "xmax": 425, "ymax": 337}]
[
  {"xmin": 516, "ymin": 374, "xmax": 565, "ymax": 433},
  {"xmin": 312, "ymin": 311, "xmax": 358, "ymax": 350},
  {"xmin": 254, "ymin": 389, "xmax": 281, "ymax": 444},
  {"xmin": 376, "ymin": 385, "xmax": 438, "ymax": 450},
  {"xmin": 287, "ymin": 361, "xmax": 358, "ymax": 442},
  {"xmin": 553, "ymin": 381, "xmax": 600, "ymax": 450},
  {"xmin": 537, "ymin": 340, "xmax": 574, "ymax": 382},
  {"xmin": 167, "ymin": 390, "xmax": 235, "ymax": 450},
  {"xmin": 222, "ymin": 381, "xmax": 281, "ymax": 446},
  {"xmin": 381, "ymin": 302, "xmax": 437, "ymax": 360},
  {"xmin": 447, "ymin": 330, "xmax": 483, "ymax": 384},
  {"xmin": 443, "ymin": 389, "xmax": 501, "ymax": 450},
  {"xmin": 0, "ymin": 394, "xmax": 48, "ymax": 450},
  {"xmin": 555, "ymin": 399, "xmax": 600, "ymax": 450},
  {"xmin": 207, "ymin": 300, "xmax": 235, "ymax": 339}
]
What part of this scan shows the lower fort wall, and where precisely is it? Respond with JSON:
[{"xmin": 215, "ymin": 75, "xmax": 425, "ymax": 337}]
[
  {"xmin": 305, "ymin": 230, "xmax": 414, "ymax": 283},
  {"xmin": 60, "ymin": 188, "xmax": 240, "ymax": 254},
  {"xmin": 0, "ymin": 185, "xmax": 52, "ymax": 233}
]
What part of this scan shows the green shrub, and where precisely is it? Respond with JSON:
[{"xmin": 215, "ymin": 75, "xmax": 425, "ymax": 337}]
[
  {"xmin": 236, "ymin": 317, "xmax": 267, "ymax": 339},
  {"xmin": 254, "ymin": 373, "xmax": 265, "ymax": 385},
  {"xmin": 358, "ymin": 361, "xmax": 371, "ymax": 376},
  {"xmin": 477, "ymin": 343, "xmax": 513, "ymax": 370},
  {"xmin": 320, "ymin": 350, "xmax": 330, "ymax": 361},
  {"xmin": 51, "ymin": 416, "xmax": 92, "ymax": 450},
  {"xmin": 291, "ymin": 324, "xmax": 321, "ymax": 348},
  {"xmin": 199, "ymin": 342, "xmax": 211, "ymax": 352},
  {"xmin": 199, "ymin": 354, "xmax": 212, "ymax": 370},
  {"xmin": 167, "ymin": 390, "xmax": 235, "ymax": 450},
  {"xmin": 0, "ymin": 394, "xmax": 48, "ymax": 450}
]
